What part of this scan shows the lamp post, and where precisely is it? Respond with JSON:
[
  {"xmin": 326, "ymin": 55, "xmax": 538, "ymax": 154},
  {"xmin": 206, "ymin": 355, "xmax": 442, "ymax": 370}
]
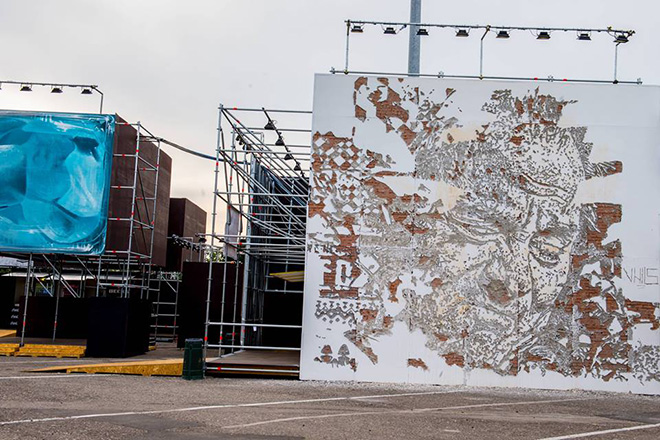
[{"xmin": 408, "ymin": 0, "xmax": 422, "ymax": 76}]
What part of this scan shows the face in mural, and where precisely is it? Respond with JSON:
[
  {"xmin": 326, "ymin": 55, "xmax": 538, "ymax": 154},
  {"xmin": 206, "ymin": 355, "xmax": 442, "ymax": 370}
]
[
  {"xmin": 436, "ymin": 127, "xmax": 584, "ymax": 309},
  {"xmin": 388, "ymin": 88, "xmax": 597, "ymax": 372}
]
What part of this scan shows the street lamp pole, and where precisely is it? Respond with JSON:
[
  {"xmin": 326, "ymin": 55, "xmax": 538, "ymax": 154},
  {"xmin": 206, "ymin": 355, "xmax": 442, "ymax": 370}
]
[{"xmin": 408, "ymin": 0, "xmax": 422, "ymax": 76}]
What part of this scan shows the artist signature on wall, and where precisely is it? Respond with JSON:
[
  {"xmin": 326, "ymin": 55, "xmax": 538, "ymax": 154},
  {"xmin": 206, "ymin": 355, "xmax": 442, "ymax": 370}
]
[{"xmin": 623, "ymin": 267, "xmax": 659, "ymax": 286}]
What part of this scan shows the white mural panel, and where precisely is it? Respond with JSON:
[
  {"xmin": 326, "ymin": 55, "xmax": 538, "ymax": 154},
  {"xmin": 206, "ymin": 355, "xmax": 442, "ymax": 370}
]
[{"xmin": 301, "ymin": 74, "xmax": 660, "ymax": 394}]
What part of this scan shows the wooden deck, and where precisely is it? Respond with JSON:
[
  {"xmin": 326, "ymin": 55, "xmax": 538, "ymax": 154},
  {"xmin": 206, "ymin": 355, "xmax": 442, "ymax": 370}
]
[
  {"xmin": 206, "ymin": 350, "xmax": 300, "ymax": 377},
  {"xmin": 0, "ymin": 337, "xmax": 87, "ymax": 346}
]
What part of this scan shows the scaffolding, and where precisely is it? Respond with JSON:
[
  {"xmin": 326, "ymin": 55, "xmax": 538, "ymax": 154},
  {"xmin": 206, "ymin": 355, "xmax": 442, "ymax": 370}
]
[
  {"xmin": 95, "ymin": 121, "xmax": 162, "ymax": 301},
  {"xmin": 5, "ymin": 120, "xmax": 165, "ymax": 346},
  {"xmin": 203, "ymin": 106, "xmax": 312, "ymax": 361},
  {"xmin": 151, "ymin": 270, "xmax": 181, "ymax": 342}
]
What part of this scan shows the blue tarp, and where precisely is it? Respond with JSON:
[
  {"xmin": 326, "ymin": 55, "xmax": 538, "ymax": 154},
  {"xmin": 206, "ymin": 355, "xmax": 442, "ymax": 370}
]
[{"xmin": 0, "ymin": 111, "xmax": 115, "ymax": 254}]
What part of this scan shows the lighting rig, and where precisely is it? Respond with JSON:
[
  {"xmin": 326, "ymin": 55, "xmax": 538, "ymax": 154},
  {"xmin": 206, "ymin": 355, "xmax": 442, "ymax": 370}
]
[
  {"xmin": 0, "ymin": 80, "xmax": 105, "ymax": 112},
  {"xmin": 262, "ymin": 109, "xmax": 306, "ymax": 178},
  {"xmin": 339, "ymin": 20, "xmax": 637, "ymax": 84}
]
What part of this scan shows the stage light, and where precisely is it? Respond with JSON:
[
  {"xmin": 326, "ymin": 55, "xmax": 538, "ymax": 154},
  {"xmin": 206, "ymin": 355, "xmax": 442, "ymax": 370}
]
[
  {"xmin": 417, "ymin": 28, "xmax": 429, "ymax": 36},
  {"xmin": 384, "ymin": 26, "xmax": 396, "ymax": 35},
  {"xmin": 20, "ymin": 84, "xmax": 32, "ymax": 92},
  {"xmin": 351, "ymin": 24, "xmax": 364, "ymax": 33},
  {"xmin": 81, "ymin": 87, "xmax": 93, "ymax": 95},
  {"xmin": 577, "ymin": 32, "xmax": 591, "ymax": 41},
  {"xmin": 264, "ymin": 120, "xmax": 276, "ymax": 130},
  {"xmin": 614, "ymin": 33, "xmax": 629, "ymax": 43},
  {"xmin": 275, "ymin": 136, "xmax": 285, "ymax": 146},
  {"xmin": 537, "ymin": 31, "xmax": 551, "ymax": 40},
  {"xmin": 496, "ymin": 30, "xmax": 510, "ymax": 39},
  {"xmin": 284, "ymin": 153, "xmax": 294, "ymax": 160},
  {"xmin": 51, "ymin": 86, "xmax": 63, "ymax": 94},
  {"xmin": 455, "ymin": 29, "xmax": 469, "ymax": 37}
]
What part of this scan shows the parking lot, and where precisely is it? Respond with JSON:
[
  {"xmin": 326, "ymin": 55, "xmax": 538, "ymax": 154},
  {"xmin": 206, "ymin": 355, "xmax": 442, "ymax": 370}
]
[{"xmin": 1, "ymin": 356, "xmax": 659, "ymax": 440}]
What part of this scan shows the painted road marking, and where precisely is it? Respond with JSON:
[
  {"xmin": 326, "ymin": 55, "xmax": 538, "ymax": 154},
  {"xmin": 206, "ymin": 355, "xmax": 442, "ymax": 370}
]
[
  {"xmin": 0, "ymin": 374, "xmax": 113, "ymax": 380},
  {"xmin": 538, "ymin": 422, "xmax": 660, "ymax": 439},
  {"xmin": 0, "ymin": 359, "xmax": 93, "ymax": 364},
  {"xmin": 0, "ymin": 390, "xmax": 460, "ymax": 426},
  {"xmin": 222, "ymin": 397, "xmax": 591, "ymax": 429}
]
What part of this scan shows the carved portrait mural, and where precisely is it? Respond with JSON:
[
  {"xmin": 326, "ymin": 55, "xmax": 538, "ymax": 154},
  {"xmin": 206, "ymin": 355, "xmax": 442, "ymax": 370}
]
[{"xmin": 301, "ymin": 75, "xmax": 660, "ymax": 393}]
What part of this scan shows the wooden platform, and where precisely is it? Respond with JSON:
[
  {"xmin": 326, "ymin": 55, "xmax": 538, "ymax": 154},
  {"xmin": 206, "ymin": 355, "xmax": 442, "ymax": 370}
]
[
  {"xmin": 31, "ymin": 359, "xmax": 183, "ymax": 376},
  {"xmin": 0, "ymin": 343, "xmax": 19, "ymax": 356},
  {"xmin": 206, "ymin": 350, "xmax": 300, "ymax": 377},
  {"xmin": 0, "ymin": 337, "xmax": 87, "ymax": 346},
  {"xmin": 0, "ymin": 338, "xmax": 87, "ymax": 358},
  {"xmin": 0, "ymin": 329, "xmax": 17, "ymax": 339},
  {"xmin": 16, "ymin": 344, "xmax": 86, "ymax": 358}
]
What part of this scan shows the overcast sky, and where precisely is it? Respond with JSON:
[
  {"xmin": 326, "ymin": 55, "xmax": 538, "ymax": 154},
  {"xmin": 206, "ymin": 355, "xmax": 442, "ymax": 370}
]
[{"xmin": 1, "ymin": 0, "xmax": 657, "ymax": 231}]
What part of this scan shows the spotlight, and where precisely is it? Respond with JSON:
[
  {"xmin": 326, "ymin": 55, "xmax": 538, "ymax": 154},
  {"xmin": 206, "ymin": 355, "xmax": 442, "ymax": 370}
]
[
  {"xmin": 416, "ymin": 28, "xmax": 429, "ymax": 36},
  {"xmin": 577, "ymin": 32, "xmax": 591, "ymax": 41},
  {"xmin": 614, "ymin": 33, "xmax": 629, "ymax": 43},
  {"xmin": 383, "ymin": 26, "xmax": 396, "ymax": 35},
  {"xmin": 197, "ymin": 236, "xmax": 207, "ymax": 244},
  {"xmin": 264, "ymin": 120, "xmax": 276, "ymax": 130},
  {"xmin": 455, "ymin": 29, "xmax": 469, "ymax": 37},
  {"xmin": 20, "ymin": 84, "xmax": 32, "ymax": 92},
  {"xmin": 284, "ymin": 153, "xmax": 294, "ymax": 160},
  {"xmin": 275, "ymin": 136, "xmax": 285, "ymax": 146},
  {"xmin": 81, "ymin": 87, "xmax": 93, "ymax": 95},
  {"xmin": 537, "ymin": 31, "xmax": 551, "ymax": 40},
  {"xmin": 351, "ymin": 24, "xmax": 364, "ymax": 33},
  {"xmin": 51, "ymin": 86, "xmax": 63, "ymax": 94},
  {"xmin": 294, "ymin": 163, "xmax": 302, "ymax": 172},
  {"xmin": 496, "ymin": 30, "xmax": 510, "ymax": 39}
]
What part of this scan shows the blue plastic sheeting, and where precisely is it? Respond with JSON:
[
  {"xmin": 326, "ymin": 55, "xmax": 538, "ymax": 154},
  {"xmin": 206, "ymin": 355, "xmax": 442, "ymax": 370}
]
[{"xmin": 0, "ymin": 111, "xmax": 115, "ymax": 255}]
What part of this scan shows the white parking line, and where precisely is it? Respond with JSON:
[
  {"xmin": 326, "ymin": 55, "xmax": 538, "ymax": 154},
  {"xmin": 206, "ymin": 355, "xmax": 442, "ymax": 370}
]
[
  {"xmin": 537, "ymin": 422, "xmax": 660, "ymax": 439},
  {"xmin": 0, "ymin": 374, "xmax": 113, "ymax": 380},
  {"xmin": 0, "ymin": 359, "xmax": 94, "ymax": 364},
  {"xmin": 0, "ymin": 390, "xmax": 459, "ymax": 426},
  {"xmin": 222, "ymin": 397, "xmax": 590, "ymax": 429}
]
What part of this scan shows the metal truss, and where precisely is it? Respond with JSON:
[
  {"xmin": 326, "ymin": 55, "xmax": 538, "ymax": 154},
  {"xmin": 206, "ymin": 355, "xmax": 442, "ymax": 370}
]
[{"xmin": 203, "ymin": 106, "xmax": 311, "ymax": 360}]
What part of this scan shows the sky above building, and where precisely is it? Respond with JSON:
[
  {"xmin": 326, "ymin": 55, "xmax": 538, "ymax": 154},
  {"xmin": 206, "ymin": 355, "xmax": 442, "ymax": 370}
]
[{"xmin": 0, "ymin": 0, "xmax": 657, "ymax": 231}]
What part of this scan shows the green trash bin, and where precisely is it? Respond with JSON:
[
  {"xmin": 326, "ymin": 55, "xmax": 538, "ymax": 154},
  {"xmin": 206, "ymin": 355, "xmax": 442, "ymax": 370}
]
[{"xmin": 182, "ymin": 338, "xmax": 204, "ymax": 380}]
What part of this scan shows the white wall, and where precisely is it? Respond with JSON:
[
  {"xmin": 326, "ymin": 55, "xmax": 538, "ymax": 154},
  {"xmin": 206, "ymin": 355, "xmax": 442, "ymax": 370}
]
[{"xmin": 301, "ymin": 74, "xmax": 660, "ymax": 394}]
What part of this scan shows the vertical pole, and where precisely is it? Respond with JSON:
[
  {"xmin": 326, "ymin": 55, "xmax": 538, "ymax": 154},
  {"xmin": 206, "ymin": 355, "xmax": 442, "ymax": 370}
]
[
  {"xmin": 154, "ymin": 273, "xmax": 162, "ymax": 342},
  {"xmin": 52, "ymin": 258, "xmax": 62, "ymax": 342},
  {"xmin": 408, "ymin": 0, "xmax": 422, "ymax": 76},
  {"xmin": 203, "ymin": 105, "xmax": 223, "ymax": 364},
  {"xmin": 613, "ymin": 43, "xmax": 620, "ymax": 82},
  {"xmin": 239, "ymin": 158, "xmax": 256, "ymax": 347},
  {"xmin": 96, "ymin": 89, "xmax": 104, "ymax": 114},
  {"xmin": 95, "ymin": 256, "xmax": 102, "ymax": 297},
  {"xmin": 80, "ymin": 268, "xmax": 85, "ymax": 298},
  {"xmin": 143, "ymin": 138, "xmax": 161, "ymax": 302},
  {"xmin": 20, "ymin": 253, "xmax": 33, "ymax": 347},
  {"xmin": 218, "ymin": 131, "xmax": 238, "ymax": 355},
  {"xmin": 344, "ymin": 20, "xmax": 351, "ymax": 73},
  {"xmin": 125, "ymin": 122, "xmax": 141, "ymax": 298},
  {"xmin": 479, "ymin": 27, "xmax": 490, "ymax": 78},
  {"xmin": 172, "ymin": 277, "xmax": 180, "ymax": 341}
]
